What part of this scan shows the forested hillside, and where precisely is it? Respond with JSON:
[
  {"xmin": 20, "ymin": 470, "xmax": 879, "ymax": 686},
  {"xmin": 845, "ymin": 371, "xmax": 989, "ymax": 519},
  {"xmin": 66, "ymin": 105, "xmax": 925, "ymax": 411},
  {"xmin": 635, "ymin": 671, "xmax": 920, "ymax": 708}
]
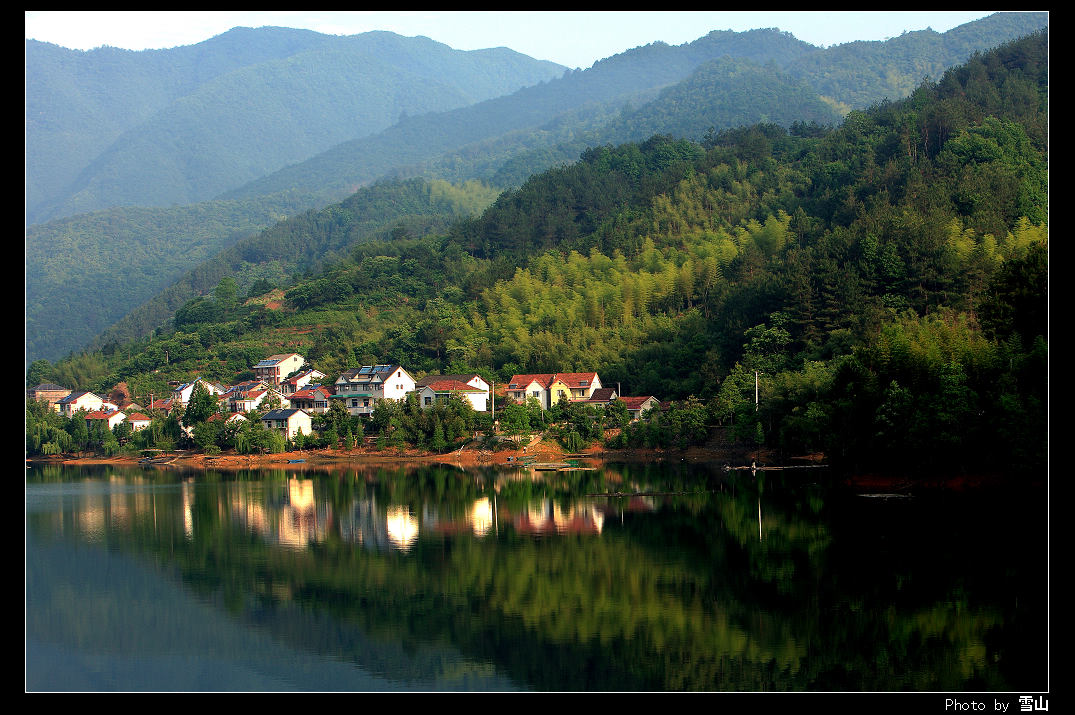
[
  {"xmin": 30, "ymin": 31, "xmax": 1048, "ymax": 478},
  {"xmin": 25, "ymin": 13, "xmax": 1047, "ymax": 367},
  {"xmin": 26, "ymin": 29, "xmax": 564, "ymax": 224}
]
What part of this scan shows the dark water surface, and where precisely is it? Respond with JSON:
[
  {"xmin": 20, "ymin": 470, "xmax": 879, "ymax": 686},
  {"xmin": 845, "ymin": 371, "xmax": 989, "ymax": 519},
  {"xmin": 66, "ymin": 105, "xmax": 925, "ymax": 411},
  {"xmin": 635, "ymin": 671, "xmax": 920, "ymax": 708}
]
[{"xmin": 25, "ymin": 462, "xmax": 1047, "ymax": 692}]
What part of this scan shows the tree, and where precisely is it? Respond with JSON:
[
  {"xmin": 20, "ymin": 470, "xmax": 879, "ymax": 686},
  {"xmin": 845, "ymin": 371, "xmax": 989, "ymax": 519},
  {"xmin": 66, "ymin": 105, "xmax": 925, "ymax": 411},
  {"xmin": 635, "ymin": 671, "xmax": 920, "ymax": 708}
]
[
  {"xmin": 182, "ymin": 382, "xmax": 218, "ymax": 427},
  {"xmin": 498, "ymin": 401, "xmax": 531, "ymax": 441},
  {"xmin": 26, "ymin": 358, "xmax": 54, "ymax": 388},
  {"xmin": 214, "ymin": 277, "xmax": 239, "ymax": 312},
  {"xmin": 430, "ymin": 417, "xmax": 447, "ymax": 452}
]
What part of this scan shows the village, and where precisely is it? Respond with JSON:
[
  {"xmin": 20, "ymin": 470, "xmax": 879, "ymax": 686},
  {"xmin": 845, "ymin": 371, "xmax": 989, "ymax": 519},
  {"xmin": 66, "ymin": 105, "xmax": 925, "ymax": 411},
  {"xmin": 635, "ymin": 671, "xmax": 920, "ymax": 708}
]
[{"xmin": 27, "ymin": 352, "xmax": 663, "ymax": 444}]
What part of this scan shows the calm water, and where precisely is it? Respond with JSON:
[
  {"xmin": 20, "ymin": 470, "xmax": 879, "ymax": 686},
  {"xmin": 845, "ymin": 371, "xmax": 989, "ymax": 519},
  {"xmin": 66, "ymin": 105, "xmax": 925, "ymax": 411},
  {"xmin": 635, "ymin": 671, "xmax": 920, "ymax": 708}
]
[{"xmin": 25, "ymin": 462, "xmax": 1047, "ymax": 692}]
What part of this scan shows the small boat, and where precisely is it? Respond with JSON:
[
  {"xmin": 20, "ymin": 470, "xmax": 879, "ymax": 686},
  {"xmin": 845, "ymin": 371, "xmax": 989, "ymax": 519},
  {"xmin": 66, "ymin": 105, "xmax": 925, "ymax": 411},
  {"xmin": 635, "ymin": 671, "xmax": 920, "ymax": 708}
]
[{"xmin": 287, "ymin": 459, "xmax": 306, "ymax": 464}]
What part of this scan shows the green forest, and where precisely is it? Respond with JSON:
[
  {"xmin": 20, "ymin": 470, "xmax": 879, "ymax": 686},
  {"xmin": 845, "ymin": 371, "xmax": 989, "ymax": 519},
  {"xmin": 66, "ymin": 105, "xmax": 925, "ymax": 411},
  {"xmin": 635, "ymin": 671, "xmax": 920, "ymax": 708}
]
[
  {"xmin": 27, "ymin": 31, "xmax": 1048, "ymax": 479},
  {"xmin": 25, "ymin": 13, "xmax": 1046, "ymax": 364}
]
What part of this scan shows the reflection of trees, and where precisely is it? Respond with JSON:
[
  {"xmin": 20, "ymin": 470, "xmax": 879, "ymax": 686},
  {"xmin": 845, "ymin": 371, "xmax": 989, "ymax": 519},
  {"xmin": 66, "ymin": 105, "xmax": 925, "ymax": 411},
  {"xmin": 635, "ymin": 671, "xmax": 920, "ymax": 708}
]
[{"xmin": 25, "ymin": 464, "xmax": 1043, "ymax": 691}]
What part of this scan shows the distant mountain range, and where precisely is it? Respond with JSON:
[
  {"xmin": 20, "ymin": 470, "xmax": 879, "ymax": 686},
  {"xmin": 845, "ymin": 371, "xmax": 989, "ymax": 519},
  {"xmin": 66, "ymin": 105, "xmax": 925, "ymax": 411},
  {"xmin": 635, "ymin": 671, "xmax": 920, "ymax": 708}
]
[
  {"xmin": 25, "ymin": 12, "xmax": 1048, "ymax": 365},
  {"xmin": 26, "ymin": 28, "xmax": 565, "ymax": 224}
]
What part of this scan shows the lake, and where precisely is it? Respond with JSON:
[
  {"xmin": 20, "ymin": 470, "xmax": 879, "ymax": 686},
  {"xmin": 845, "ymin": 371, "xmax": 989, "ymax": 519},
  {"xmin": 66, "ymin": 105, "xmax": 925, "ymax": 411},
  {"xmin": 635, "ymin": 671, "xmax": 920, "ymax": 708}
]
[{"xmin": 25, "ymin": 461, "xmax": 1047, "ymax": 692}]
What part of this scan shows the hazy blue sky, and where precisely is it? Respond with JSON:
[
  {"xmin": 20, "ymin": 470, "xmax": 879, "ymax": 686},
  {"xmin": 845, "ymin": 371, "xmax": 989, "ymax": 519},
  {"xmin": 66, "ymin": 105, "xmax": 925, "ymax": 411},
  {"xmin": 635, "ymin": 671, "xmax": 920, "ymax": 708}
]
[{"xmin": 24, "ymin": 11, "xmax": 1019, "ymax": 69}]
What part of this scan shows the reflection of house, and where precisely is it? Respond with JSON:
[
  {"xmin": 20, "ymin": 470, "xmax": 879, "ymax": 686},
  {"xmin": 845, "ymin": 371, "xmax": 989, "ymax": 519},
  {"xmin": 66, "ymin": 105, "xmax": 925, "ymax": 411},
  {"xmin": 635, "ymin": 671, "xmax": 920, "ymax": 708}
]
[
  {"xmin": 509, "ymin": 499, "xmax": 604, "ymax": 536},
  {"xmin": 260, "ymin": 408, "xmax": 313, "ymax": 440},
  {"xmin": 469, "ymin": 497, "xmax": 493, "ymax": 537},
  {"xmin": 506, "ymin": 372, "xmax": 602, "ymax": 410},
  {"xmin": 385, "ymin": 505, "xmax": 419, "ymax": 551},
  {"xmin": 253, "ymin": 353, "xmax": 305, "ymax": 386},
  {"xmin": 416, "ymin": 379, "xmax": 489, "ymax": 411},
  {"xmin": 27, "ymin": 383, "xmax": 71, "ymax": 410}
]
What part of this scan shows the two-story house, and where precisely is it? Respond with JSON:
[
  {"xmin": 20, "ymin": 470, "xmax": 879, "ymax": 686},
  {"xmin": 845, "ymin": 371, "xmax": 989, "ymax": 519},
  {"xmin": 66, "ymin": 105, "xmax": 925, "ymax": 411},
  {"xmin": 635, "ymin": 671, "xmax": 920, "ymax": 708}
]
[
  {"xmin": 172, "ymin": 377, "xmax": 226, "ymax": 405},
  {"xmin": 228, "ymin": 386, "xmax": 289, "ymax": 414},
  {"xmin": 280, "ymin": 368, "xmax": 326, "ymax": 395},
  {"xmin": 506, "ymin": 372, "xmax": 603, "ymax": 410},
  {"xmin": 27, "ymin": 383, "xmax": 72, "ymax": 411},
  {"xmin": 333, "ymin": 364, "xmax": 415, "ymax": 415},
  {"xmin": 288, "ymin": 385, "xmax": 333, "ymax": 414},
  {"xmin": 253, "ymin": 353, "xmax": 306, "ymax": 386},
  {"xmin": 56, "ymin": 391, "xmax": 117, "ymax": 417}
]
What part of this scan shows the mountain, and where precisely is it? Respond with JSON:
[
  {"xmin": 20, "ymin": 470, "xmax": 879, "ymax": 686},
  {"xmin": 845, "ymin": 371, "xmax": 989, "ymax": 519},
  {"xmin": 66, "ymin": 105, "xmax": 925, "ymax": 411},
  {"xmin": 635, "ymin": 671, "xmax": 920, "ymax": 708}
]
[
  {"xmin": 784, "ymin": 10, "xmax": 1050, "ymax": 111},
  {"xmin": 30, "ymin": 30, "xmax": 1048, "ymax": 476},
  {"xmin": 26, "ymin": 28, "xmax": 565, "ymax": 224},
  {"xmin": 221, "ymin": 28, "xmax": 820, "ymax": 202},
  {"xmin": 25, "ymin": 13, "xmax": 1048, "ymax": 365}
]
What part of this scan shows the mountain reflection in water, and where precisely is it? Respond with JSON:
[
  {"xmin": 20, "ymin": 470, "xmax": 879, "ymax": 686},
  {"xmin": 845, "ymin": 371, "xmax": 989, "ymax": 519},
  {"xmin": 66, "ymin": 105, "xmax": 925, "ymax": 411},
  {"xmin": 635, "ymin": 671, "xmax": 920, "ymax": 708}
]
[{"xmin": 26, "ymin": 463, "xmax": 1047, "ymax": 692}]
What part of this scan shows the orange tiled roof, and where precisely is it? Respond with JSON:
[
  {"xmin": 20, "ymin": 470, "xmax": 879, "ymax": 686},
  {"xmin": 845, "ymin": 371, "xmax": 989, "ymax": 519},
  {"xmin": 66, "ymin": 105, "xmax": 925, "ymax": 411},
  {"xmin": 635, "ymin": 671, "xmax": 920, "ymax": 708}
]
[
  {"xmin": 425, "ymin": 379, "xmax": 484, "ymax": 393},
  {"xmin": 620, "ymin": 396, "xmax": 658, "ymax": 410},
  {"xmin": 507, "ymin": 372, "xmax": 598, "ymax": 390},
  {"xmin": 84, "ymin": 410, "xmax": 118, "ymax": 419}
]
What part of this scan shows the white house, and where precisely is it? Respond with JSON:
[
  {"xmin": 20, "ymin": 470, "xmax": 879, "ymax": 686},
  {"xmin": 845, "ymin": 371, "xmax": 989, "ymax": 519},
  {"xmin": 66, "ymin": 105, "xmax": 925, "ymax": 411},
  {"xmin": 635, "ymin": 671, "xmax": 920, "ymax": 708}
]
[
  {"xmin": 253, "ymin": 354, "xmax": 306, "ymax": 385},
  {"xmin": 172, "ymin": 378, "xmax": 226, "ymax": 405},
  {"xmin": 228, "ymin": 386, "xmax": 288, "ymax": 414},
  {"xmin": 417, "ymin": 379, "xmax": 489, "ymax": 412},
  {"xmin": 125, "ymin": 412, "xmax": 152, "ymax": 431},
  {"xmin": 334, "ymin": 364, "xmax": 416, "ymax": 405},
  {"xmin": 505, "ymin": 375, "xmax": 551, "ymax": 409},
  {"xmin": 84, "ymin": 409, "xmax": 127, "ymax": 431},
  {"xmin": 619, "ymin": 396, "xmax": 661, "ymax": 421},
  {"xmin": 281, "ymin": 369, "xmax": 326, "ymax": 395},
  {"xmin": 417, "ymin": 373, "xmax": 490, "ymax": 393},
  {"xmin": 261, "ymin": 408, "xmax": 313, "ymax": 440},
  {"xmin": 56, "ymin": 391, "xmax": 108, "ymax": 417}
]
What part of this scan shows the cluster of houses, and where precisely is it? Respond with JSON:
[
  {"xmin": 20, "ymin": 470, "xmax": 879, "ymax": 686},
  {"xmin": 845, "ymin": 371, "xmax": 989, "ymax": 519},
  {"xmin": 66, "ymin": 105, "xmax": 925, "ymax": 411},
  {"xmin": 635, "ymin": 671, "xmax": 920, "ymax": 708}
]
[{"xmin": 28, "ymin": 352, "xmax": 660, "ymax": 443}]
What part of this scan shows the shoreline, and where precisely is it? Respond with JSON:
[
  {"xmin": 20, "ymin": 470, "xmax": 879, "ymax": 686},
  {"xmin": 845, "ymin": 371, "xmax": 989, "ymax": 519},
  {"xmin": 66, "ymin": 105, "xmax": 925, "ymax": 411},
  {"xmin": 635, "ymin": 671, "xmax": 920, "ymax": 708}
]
[
  {"xmin": 26, "ymin": 445, "xmax": 1022, "ymax": 491},
  {"xmin": 29, "ymin": 441, "xmax": 754, "ymax": 471}
]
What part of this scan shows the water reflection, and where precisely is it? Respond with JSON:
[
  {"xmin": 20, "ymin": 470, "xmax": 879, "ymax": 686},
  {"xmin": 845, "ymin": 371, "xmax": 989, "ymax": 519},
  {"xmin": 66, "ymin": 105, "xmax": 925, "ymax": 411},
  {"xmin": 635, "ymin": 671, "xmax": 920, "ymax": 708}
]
[
  {"xmin": 25, "ymin": 463, "xmax": 1047, "ymax": 692},
  {"xmin": 34, "ymin": 469, "xmax": 650, "ymax": 555}
]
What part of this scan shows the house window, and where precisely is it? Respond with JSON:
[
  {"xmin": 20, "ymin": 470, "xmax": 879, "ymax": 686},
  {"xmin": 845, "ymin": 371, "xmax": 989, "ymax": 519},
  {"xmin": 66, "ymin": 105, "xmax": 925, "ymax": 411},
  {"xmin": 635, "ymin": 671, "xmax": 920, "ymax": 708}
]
[
  {"xmin": 424, "ymin": 396, "xmax": 432, "ymax": 405},
  {"xmin": 532, "ymin": 390, "xmax": 540, "ymax": 398}
]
